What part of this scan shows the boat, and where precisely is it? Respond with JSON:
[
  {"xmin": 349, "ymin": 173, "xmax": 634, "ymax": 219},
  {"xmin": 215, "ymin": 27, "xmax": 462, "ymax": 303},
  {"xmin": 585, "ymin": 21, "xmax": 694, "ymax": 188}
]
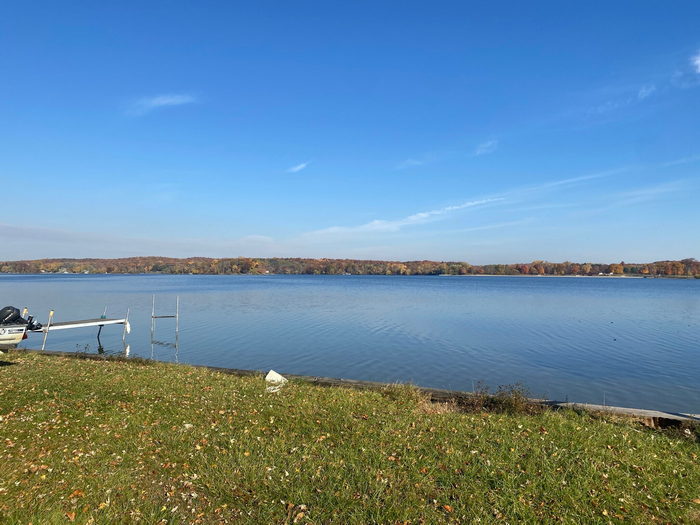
[{"xmin": 0, "ymin": 306, "xmax": 41, "ymax": 348}]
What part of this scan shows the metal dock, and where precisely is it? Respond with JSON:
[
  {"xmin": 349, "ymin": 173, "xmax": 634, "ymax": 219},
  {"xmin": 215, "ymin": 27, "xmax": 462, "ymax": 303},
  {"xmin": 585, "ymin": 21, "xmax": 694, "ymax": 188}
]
[
  {"xmin": 33, "ymin": 318, "xmax": 128, "ymax": 332},
  {"xmin": 34, "ymin": 309, "xmax": 131, "ymax": 351}
]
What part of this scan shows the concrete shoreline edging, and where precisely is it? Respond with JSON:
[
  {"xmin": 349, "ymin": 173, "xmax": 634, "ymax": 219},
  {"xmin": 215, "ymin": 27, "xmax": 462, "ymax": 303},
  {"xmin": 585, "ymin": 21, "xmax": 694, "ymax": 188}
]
[{"xmin": 13, "ymin": 348, "xmax": 700, "ymax": 428}]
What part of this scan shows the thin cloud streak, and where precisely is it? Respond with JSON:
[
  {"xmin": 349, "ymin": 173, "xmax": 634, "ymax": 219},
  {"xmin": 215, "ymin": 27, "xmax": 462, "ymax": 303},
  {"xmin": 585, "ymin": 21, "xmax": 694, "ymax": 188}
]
[
  {"xmin": 575, "ymin": 179, "xmax": 688, "ymax": 217},
  {"xmin": 305, "ymin": 198, "xmax": 504, "ymax": 236},
  {"xmin": 516, "ymin": 167, "xmax": 628, "ymax": 195},
  {"xmin": 637, "ymin": 84, "xmax": 656, "ymax": 100},
  {"xmin": 303, "ymin": 162, "xmax": 642, "ymax": 240},
  {"xmin": 394, "ymin": 158, "xmax": 425, "ymax": 170},
  {"xmin": 475, "ymin": 139, "xmax": 498, "ymax": 156},
  {"xmin": 583, "ymin": 48, "xmax": 700, "ymax": 119},
  {"xmin": 588, "ymin": 84, "xmax": 656, "ymax": 116},
  {"xmin": 657, "ymin": 154, "xmax": 700, "ymax": 168},
  {"xmin": 615, "ymin": 180, "xmax": 685, "ymax": 206},
  {"xmin": 287, "ymin": 162, "xmax": 310, "ymax": 173},
  {"xmin": 128, "ymin": 94, "xmax": 196, "ymax": 115}
]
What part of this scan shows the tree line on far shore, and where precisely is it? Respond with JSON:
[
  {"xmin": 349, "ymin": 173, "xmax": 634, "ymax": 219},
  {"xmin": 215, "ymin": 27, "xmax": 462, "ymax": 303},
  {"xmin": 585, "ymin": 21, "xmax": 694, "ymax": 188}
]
[{"xmin": 1, "ymin": 257, "xmax": 699, "ymax": 277}]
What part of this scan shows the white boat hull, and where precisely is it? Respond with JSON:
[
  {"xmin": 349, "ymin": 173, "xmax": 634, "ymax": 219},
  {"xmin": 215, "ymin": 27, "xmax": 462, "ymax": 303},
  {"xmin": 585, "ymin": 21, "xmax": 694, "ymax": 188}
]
[{"xmin": 0, "ymin": 324, "xmax": 27, "ymax": 348}]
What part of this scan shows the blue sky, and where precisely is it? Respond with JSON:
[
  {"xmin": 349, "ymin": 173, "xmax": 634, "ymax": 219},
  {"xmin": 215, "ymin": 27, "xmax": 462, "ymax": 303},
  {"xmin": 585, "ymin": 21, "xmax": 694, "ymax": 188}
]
[{"xmin": 1, "ymin": 1, "xmax": 699, "ymax": 263}]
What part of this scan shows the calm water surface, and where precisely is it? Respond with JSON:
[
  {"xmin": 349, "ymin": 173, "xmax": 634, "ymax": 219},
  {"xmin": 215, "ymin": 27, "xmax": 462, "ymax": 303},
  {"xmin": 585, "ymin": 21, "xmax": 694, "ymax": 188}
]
[{"xmin": 1, "ymin": 274, "xmax": 698, "ymax": 413}]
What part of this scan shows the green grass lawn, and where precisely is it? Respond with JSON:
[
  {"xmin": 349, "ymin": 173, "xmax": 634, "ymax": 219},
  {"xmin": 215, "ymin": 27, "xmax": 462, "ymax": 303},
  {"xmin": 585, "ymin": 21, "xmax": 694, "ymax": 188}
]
[{"xmin": 0, "ymin": 352, "xmax": 698, "ymax": 524}]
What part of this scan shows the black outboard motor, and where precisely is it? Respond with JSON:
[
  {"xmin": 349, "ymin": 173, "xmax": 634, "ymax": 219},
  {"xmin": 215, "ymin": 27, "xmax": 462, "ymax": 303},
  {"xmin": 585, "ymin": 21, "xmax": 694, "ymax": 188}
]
[
  {"xmin": 0, "ymin": 306, "xmax": 21, "ymax": 325},
  {"xmin": 0, "ymin": 306, "xmax": 42, "ymax": 330}
]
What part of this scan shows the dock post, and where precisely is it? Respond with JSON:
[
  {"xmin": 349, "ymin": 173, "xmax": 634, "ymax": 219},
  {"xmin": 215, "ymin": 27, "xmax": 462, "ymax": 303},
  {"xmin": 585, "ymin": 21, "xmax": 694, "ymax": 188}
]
[
  {"xmin": 149, "ymin": 296, "xmax": 179, "ymax": 359},
  {"xmin": 41, "ymin": 310, "xmax": 54, "ymax": 351},
  {"xmin": 151, "ymin": 295, "xmax": 156, "ymax": 358},
  {"xmin": 151, "ymin": 295, "xmax": 156, "ymax": 337},
  {"xmin": 175, "ymin": 296, "xmax": 180, "ymax": 363},
  {"xmin": 122, "ymin": 308, "xmax": 130, "ymax": 344}
]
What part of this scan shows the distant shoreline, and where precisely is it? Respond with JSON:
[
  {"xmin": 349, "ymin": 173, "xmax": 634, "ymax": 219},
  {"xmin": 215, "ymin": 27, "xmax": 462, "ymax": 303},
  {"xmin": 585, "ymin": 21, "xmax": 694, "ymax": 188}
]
[
  {"xmin": 437, "ymin": 273, "xmax": 646, "ymax": 278},
  {"xmin": 2, "ymin": 272, "xmax": 698, "ymax": 280},
  {"xmin": 1, "ymin": 256, "xmax": 698, "ymax": 279}
]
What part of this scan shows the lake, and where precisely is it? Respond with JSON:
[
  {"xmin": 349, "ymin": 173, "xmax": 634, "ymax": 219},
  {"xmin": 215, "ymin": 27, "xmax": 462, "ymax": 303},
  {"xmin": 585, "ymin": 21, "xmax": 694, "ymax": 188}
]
[{"xmin": 1, "ymin": 274, "xmax": 698, "ymax": 413}]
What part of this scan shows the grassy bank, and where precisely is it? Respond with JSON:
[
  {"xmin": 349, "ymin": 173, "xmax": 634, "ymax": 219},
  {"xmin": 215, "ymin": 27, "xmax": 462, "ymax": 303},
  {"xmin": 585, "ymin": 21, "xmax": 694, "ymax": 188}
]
[{"xmin": 0, "ymin": 353, "xmax": 698, "ymax": 523}]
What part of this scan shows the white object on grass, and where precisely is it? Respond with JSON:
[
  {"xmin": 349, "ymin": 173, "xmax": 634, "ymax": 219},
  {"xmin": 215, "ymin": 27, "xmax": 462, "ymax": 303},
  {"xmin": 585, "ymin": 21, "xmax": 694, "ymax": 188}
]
[{"xmin": 265, "ymin": 370, "xmax": 288, "ymax": 392}]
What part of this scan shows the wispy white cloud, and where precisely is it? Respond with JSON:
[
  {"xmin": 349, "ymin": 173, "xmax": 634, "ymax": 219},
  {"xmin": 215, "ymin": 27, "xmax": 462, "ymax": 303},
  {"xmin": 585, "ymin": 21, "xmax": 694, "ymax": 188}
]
[
  {"xmin": 395, "ymin": 158, "xmax": 425, "ymax": 170},
  {"xmin": 303, "ymin": 162, "xmax": 640, "ymax": 240},
  {"xmin": 670, "ymin": 69, "xmax": 700, "ymax": 89},
  {"xmin": 657, "ymin": 154, "xmax": 700, "ymax": 168},
  {"xmin": 588, "ymin": 51, "xmax": 700, "ymax": 116},
  {"xmin": 637, "ymin": 84, "xmax": 656, "ymax": 100},
  {"xmin": 692, "ymin": 51, "xmax": 700, "ymax": 74},
  {"xmin": 128, "ymin": 94, "xmax": 196, "ymax": 116},
  {"xmin": 589, "ymin": 90, "xmax": 648, "ymax": 115},
  {"xmin": 515, "ymin": 159, "xmax": 694, "ymax": 210},
  {"xmin": 537, "ymin": 167, "xmax": 628, "ymax": 190},
  {"xmin": 474, "ymin": 139, "xmax": 498, "ymax": 156},
  {"xmin": 583, "ymin": 80, "xmax": 663, "ymax": 118},
  {"xmin": 305, "ymin": 198, "xmax": 503, "ymax": 236},
  {"xmin": 615, "ymin": 180, "xmax": 685, "ymax": 206},
  {"xmin": 576, "ymin": 179, "xmax": 689, "ymax": 218},
  {"xmin": 287, "ymin": 161, "xmax": 310, "ymax": 173},
  {"xmin": 395, "ymin": 142, "xmax": 498, "ymax": 168}
]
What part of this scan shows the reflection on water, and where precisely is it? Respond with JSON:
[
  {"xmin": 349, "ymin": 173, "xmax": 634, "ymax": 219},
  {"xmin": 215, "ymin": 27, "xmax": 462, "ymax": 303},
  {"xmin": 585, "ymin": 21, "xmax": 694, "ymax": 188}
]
[{"xmin": 1, "ymin": 273, "xmax": 698, "ymax": 413}]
